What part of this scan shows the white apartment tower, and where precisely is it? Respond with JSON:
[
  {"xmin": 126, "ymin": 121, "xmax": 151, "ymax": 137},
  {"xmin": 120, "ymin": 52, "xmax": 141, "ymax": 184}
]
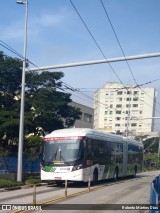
[{"xmin": 94, "ymin": 82, "xmax": 156, "ymax": 135}]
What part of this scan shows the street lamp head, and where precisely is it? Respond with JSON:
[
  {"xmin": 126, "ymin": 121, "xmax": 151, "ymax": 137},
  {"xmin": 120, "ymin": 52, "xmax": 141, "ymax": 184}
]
[{"xmin": 16, "ymin": 0, "xmax": 26, "ymax": 4}]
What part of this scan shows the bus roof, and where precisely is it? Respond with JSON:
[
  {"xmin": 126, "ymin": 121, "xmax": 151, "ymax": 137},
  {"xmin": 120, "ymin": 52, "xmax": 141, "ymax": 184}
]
[{"xmin": 45, "ymin": 128, "xmax": 143, "ymax": 147}]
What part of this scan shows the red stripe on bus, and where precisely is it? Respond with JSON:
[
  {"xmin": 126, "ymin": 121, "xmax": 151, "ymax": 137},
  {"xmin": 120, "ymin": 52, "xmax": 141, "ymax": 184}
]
[{"xmin": 44, "ymin": 136, "xmax": 83, "ymax": 141}]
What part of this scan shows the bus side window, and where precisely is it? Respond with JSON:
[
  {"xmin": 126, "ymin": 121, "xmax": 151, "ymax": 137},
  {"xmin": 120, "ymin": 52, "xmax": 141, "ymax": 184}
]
[
  {"xmin": 78, "ymin": 141, "xmax": 84, "ymax": 160},
  {"xmin": 105, "ymin": 142, "xmax": 110, "ymax": 160},
  {"xmin": 85, "ymin": 138, "xmax": 93, "ymax": 159},
  {"xmin": 115, "ymin": 144, "xmax": 123, "ymax": 164},
  {"xmin": 110, "ymin": 143, "xmax": 115, "ymax": 162}
]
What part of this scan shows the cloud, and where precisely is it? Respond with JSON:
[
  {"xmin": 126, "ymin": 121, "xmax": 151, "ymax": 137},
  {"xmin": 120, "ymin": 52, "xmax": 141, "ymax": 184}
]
[
  {"xmin": 1, "ymin": 8, "xmax": 71, "ymax": 42},
  {"xmin": 35, "ymin": 13, "xmax": 65, "ymax": 28},
  {"xmin": 30, "ymin": 8, "xmax": 71, "ymax": 30},
  {"xmin": 0, "ymin": 22, "xmax": 24, "ymax": 41}
]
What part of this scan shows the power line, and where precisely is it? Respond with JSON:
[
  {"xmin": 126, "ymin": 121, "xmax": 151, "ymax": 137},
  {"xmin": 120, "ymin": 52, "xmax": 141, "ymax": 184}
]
[
  {"xmin": 0, "ymin": 40, "xmax": 48, "ymax": 73},
  {"xmin": 0, "ymin": 40, "xmax": 107, "ymax": 112},
  {"xmin": 99, "ymin": 0, "xmax": 160, "ymax": 110},
  {"xmin": 75, "ymin": 78, "xmax": 160, "ymax": 91},
  {"xmin": 69, "ymin": 0, "xmax": 125, "ymax": 86},
  {"xmin": 69, "ymin": 0, "xmax": 160, "ymax": 125},
  {"xmin": 2, "ymin": 44, "xmax": 157, "ymax": 133},
  {"xmin": 0, "ymin": 35, "xmax": 159, "ymax": 133},
  {"xmin": 100, "ymin": 0, "xmax": 138, "ymax": 86}
]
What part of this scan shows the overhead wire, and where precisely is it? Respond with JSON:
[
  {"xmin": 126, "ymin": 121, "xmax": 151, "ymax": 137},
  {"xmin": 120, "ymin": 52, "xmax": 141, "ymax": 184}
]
[
  {"xmin": 1, "ymin": 39, "xmax": 134, "ymax": 114},
  {"xmin": 99, "ymin": 0, "xmax": 160, "ymax": 124},
  {"xmin": 1, "ymin": 0, "xmax": 160, "ymax": 133},
  {"xmin": 2, "ymin": 39, "xmax": 159, "ymax": 134},
  {"xmin": 69, "ymin": 0, "xmax": 160, "ymax": 123},
  {"xmin": 75, "ymin": 78, "xmax": 160, "ymax": 92},
  {"xmin": 69, "ymin": 0, "xmax": 125, "ymax": 87},
  {"xmin": 0, "ymin": 40, "xmax": 107, "ymax": 111},
  {"xmin": 1, "ymin": 42, "xmax": 158, "ymax": 134},
  {"xmin": 100, "ymin": 0, "xmax": 138, "ymax": 86},
  {"xmin": 1, "ymin": 38, "xmax": 159, "ymax": 116},
  {"xmin": 99, "ymin": 0, "xmax": 160, "ymax": 110}
]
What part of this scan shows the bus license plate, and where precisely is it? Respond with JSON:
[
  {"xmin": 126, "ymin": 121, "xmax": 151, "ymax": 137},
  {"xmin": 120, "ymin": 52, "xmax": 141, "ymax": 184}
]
[{"xmin": 54, "ymin": 177, "xmax": 61, "ymax": 180}]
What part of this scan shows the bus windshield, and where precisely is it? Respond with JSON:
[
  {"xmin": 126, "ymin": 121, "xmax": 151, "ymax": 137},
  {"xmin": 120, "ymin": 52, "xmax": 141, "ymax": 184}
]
[{"xmin": 42, "ymin": 138, "xmax": 84, "ymax": 163}]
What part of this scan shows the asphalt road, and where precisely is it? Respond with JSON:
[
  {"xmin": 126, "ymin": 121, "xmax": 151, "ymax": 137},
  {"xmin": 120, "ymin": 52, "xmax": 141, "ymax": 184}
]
[{"xmin": 0, "ymin": 170, "xmax": 159, "ymax": 213}]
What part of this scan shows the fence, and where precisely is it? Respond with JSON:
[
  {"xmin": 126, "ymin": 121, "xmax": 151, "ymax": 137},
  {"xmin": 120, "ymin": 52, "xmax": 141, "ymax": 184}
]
[{"xmin": 0, "ymin": 156, "xmax": 40, "ymax": 173}]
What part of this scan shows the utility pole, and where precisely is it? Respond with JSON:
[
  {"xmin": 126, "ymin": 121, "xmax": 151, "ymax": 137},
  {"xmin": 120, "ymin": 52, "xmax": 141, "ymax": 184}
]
[
  {"xmin": 16, "ymin": 0, "xmax": 28, "ymax": 182},
  {"xmin": 126, "ymin": 86, "xmax": 132, "ymax": 138},
  {"xmin": 158, "ymin": 134, "xmax": 160, "ymax": 160}
]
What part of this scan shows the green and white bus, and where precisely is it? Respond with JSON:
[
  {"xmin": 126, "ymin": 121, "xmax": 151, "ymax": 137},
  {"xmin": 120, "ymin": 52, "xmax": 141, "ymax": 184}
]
[{"xmin": 41, "ymin": 128, "xmax": 143, "ymax": 185}]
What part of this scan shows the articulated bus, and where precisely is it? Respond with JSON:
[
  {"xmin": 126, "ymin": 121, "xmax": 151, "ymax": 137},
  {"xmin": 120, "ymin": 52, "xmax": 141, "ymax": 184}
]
[{"xmin": 41, "ymin": 128, "xmax": 143, "ymax": 185}]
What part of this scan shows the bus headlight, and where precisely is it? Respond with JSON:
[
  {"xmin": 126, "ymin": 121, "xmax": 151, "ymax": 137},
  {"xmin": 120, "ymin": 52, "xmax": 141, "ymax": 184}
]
[
  {"xmin": 72, "ymin": 164, "xmax": 83, "ymax": 171},
  {"xmin": 40, "ymin": 164, "xmax": 45, "ymax": 171}
]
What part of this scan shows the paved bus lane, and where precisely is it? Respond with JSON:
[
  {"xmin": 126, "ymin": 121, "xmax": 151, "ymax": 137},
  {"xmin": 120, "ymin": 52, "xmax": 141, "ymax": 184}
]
[{"xmin": 0, "ymin": 170, "xmax": 159, "ymax": 213}]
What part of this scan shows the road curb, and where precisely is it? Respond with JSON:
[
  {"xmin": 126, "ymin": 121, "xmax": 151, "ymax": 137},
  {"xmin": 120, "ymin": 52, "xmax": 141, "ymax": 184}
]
[{"xmin": 0, "ymin": 182, "xmax": 48, "ymax": 192}]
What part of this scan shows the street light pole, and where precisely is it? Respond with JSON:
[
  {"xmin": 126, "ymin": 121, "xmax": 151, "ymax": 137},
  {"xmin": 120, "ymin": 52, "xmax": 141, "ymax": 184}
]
[{"xmin": 16, "ymin": 0, "xmax": 28, "ymax": 182}]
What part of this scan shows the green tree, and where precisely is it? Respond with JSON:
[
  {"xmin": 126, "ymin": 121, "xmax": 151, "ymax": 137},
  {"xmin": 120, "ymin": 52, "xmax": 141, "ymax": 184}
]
[
  {"xmin": 143, "ymin": 137, "xmax": 159, "ymax": 154},
  {"xmin": 0, "ymin": 51, "xmax": 82, "ymax": 153},
  {"xmin": 24, "ymin": 135, "xmax": 42, "ymax": 173}
]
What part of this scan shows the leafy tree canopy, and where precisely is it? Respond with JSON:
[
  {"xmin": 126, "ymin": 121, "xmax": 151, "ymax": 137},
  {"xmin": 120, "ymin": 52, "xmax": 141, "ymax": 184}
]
[
  {"xmin": 0, "ymin": 51, "xmax": 82, "ymax": 152},
  {"xmin": 143, "ymin": 137, "xmax": 159, "ymax": 154}
]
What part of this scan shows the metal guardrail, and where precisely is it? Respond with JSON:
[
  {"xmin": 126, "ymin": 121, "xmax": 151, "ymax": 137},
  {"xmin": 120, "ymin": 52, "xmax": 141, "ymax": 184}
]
[{"xmin": 150, "ymin": 175, "xmax": 160, "ymax": 213}]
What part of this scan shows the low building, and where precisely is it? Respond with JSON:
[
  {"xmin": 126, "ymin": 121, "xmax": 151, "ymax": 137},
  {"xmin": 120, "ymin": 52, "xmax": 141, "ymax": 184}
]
[{"xmin": 69, "ymin": 102, "xmax": 94, "ymax": 128}]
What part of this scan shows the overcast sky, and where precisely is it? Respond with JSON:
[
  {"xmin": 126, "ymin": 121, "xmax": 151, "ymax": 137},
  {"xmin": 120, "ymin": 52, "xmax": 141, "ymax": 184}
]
[{"xmin": 1, "ymin": 0, "xmax": 160, "ymax": 130}]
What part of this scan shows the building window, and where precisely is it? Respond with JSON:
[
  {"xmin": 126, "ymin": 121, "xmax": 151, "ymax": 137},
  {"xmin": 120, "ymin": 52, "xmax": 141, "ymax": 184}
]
[
  {"xmin": 133, "ymin": 91, "xmax": 139, "ymax": 95},
  {"xmin": 84, "ymin": 113, "xmax": 92, "ymax": 123},
  {"xmin": 115, "ymin": 124, "xmax": 120, "ymax": 127},
  {"xmin": 127, "ymin": 98, "xmax": 131, "ymax": 101},
  {"xmin": 116, "ymin": 111, "xmax": 121, "ymax": 114},
  {"xmin": 105, "ymin": 111, "xmax": 108, "ymax": 115},
  {"xmin": 126, "ymin": 104, "xmax": 131, "ymax": 108},
  {"xmin": 110, "ymin": 104, "xmax": 113, "ymax": 108},
  {"xmin": 116, "ymin": 104, "xmax": 122, "ymax": 108},
  {"xmin": 117, "ymin": 91, "xmax": 123, "ymax": 95},
  {"xmin": 117, "ymin": 97, "xmax": 122, "ymax": 101},
  {"xmin": 127, "ymin": 91, "xmax": 132, "ymax": 94},
  {"xmin": 133, "ymin": 104, "xmax": 138, "ymax": 107},
  {"xmin": 131, "ymin": 123, "xmax": 137, "ymax": 127},
  {"xmin": 109, "ymin": 111, "xmax": 113, "ymax": 115},
  {"xmin": 133, "ymin": 97, "xmax": 138, "ymax": 101},
  {"xmin": 140, "ymin": 110, "xmax": 143, "ymax": 114},
  {"xmin": 116, "ymin": 117, "xmax": 121, "ymax": 120}
]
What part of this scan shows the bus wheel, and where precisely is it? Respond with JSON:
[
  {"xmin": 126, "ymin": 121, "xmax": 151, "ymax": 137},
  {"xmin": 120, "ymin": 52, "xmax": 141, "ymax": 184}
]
[{"xmin": 113, "ymin": 167, "xmax": 118, "ymax": 181}]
